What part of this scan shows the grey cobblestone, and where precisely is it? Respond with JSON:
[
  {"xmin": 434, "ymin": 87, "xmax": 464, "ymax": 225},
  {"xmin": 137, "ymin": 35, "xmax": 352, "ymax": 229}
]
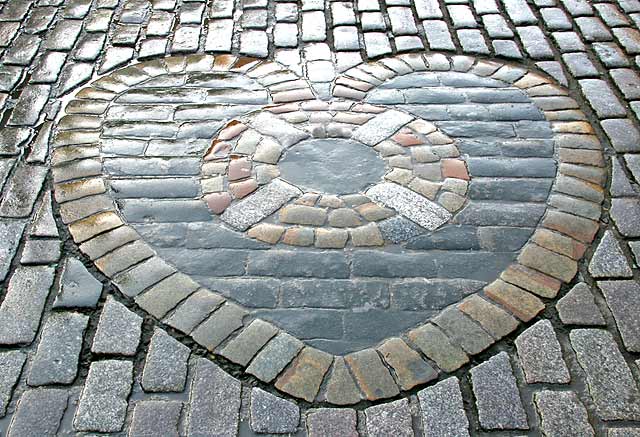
[
  {"xmin": 418, "ymin": 377, "xmax": 470, "ymax": 437},
  {"xmin": 515, "ymin": 320, "xmax": 570, "ymax": 384},
  {"xmin": 130, "ymin": 400, "xmax": 182, "ymax": 437},
  {"xmin": 0, "ymin": 351, "xmax": 26, "ymax": 417},
  {"xmin": 91, "ymin": 296, "xmax": 143, "ymax": 356},
  {"xmin": 365, "ymin": 398, "xmax": 413, "ymax": 436},
  {"xmin": 534, "ymin": 390, "xmax": 595, "ymax": 437},
  {"xmin": 7, "ymin": 389, "xmax": 69, "ymax": 437},
  {"xmin": 141, "ymin": 329, "xmax": 190, "ymax": 392}
]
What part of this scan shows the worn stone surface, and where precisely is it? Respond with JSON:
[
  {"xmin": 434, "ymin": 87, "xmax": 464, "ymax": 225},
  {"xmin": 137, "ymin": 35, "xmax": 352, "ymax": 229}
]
[
  {"xmin": 7, "ymin": 389, "xmax": 69, "ymax": 437},
  {"xmin": 418, "ymin": 377, "xmax": 470, "ymax": 437},
  {"xmin": 557, "ymin": 282, "xmax": 606, "ymax": 326},
  {"xmin": 53, "ymin": 257, "xmax": 103, "ymax": 308},
  {"xmin": 470, "ymin": 352, "xmax": 529, "ymax": 430},
  {"xmin": 515, "ymin": 320, "xmax": 570, "ymax": 384},
  {"xmin": 250, "ymin": 388, "xmax": 300, "ymax": 434},
  {"xmin": 598, "ymin": 281, "xmax": 640, "ymax": 352},
  {"xmin": 588, "ymin": 230, "xmax": 633, "ymax": 278},
  {"xmin": 365, "ymin": 398, "xmax": 413, "ymax": 437},
  {"xmin": 570, "ymin": 329, "xmax": 640, "ymax": 421},
  {"xmin": 141, "ymin": 329, "xmax": 191, "ymax": 392},
  {"xmin": 535, "ymin": 390, "xmax": 594, "ymax": 437}
]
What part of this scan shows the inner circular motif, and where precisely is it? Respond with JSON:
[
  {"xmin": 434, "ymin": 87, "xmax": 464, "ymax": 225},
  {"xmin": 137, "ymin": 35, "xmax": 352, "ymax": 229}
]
[{"xmin": 278, "ymin": 138, "xmax": 386, "ymax": 195}]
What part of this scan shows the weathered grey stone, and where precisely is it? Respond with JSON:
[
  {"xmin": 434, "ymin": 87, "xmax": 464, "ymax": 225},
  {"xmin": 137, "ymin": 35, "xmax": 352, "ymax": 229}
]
[
  {"xmin": 598, "ymin": 281, "xmax": 640, "ymax": 352},
  {"xmin": 134, "ymin": 272, "xmax": 200, "ymax": 318},
  {"xmin": 0, "ymin": 164, "xmax": 47, "ymax": 218},
  {"xmin": 191, "ymin": 302, "xmax": 246, "ymax": 351},
  {"xmin": 365, "ymin": 398, "xmax": 413, "ymax": 437},
  {"xmin": 187, "ymin": 359, "xmax": 241, "ymax": 437},
  {"xmin": 220, "ymin": 319, "xmax": 278, "ymax": 366},
  {"xmin": 515, "ymin": 320, "xmax": 570, "ymax": 384},
  {"xmin": 368, "ymin": 182, "xmax": 451, "ymax": 230},
  {"xmin": 19, "ymin": 238, "xmax": 61, "ymax": 264},
  {"xmin": 221, "ymin": 179, "xmax": 302, "ymax": 231},
  {"xmin": 589, "ymin": 230, "xmax": 633, "ymax": 278},
  {"xmin": 27, "ymin": 312, "xmax": 89, "ymax": 386},
  {"xmin": 324, "ymin": 357, "xmax": 362, "ymax": 405},
  {"xmin": 433, "ymin": 307, "xmax": 494, "ymax": 355},
  {"xmin": 556, "ymin": 282, "xmax": 606, "ymax": 326},
  {"xmin": 570, "ymin": 329, "xmax": 640, "ymax": 420},
  {"xmin": 91, "ymin": 297, "xmax": 143, "ymax": 356},
  {"xmin": 345, "ymin": 349, "xmax": 400, "ymax": 400},
  {"xmin": 250, "ymin": 388, "xmax": 300, "ymax": 434},
  {"xmin": 73, "ymin": 360, "xmax": 133, "ymax": 433},
  {"xmin": 164, "ymin": 289, "xmax": 225, "ymax": 333},
  {"xmin": 407, "ymin": 323, "xmax": 469, "ymax": 372},
  {"xmin": 246, "ymin": 332, "xmax": 304, "ymax": 382},
  {"xmin": 470, "ymin": 352, "xmax": 528, "ymax": 430},
  {"xmin": 0, "ymin": 351, "xmax": 26, "ymax": 416},
  {"xmin": 0, "ymin": 221, "xmax": 25, "ymax": 281},
  {"xmin": 53, "ymin": 258, "xmax": 102, "ymax": 309},
  {"xmin": 141, "ymin": 329, "xmax": 190, "ymax": 392},
  {"xmin": 611, "ymin": 198, "xmax": 640, "ymax": 237},
  {"xmin": 130, "ymin": 401, "xmax": 182, "ymax": 437},
  {"xmin": 0, "ymin": 266, "xmax": 55, "ymax": 345},
  {"xmin": 306, "ymin": 408, "xmax": 358, "ymax": 437},
  {"xmin": 534, "ymin": 390, "xmax": 594, "ymax": 437},
  {"xmin": 418, "ymin": 377, "xmax": 470, "ymax": 437},
  {"xmin": 112, "ymin": 256, "xmax": 176, "ymax": 297},
  {"xmin": 7, "ymin": 389, "xmax": 69, "ymax": 437},
  {"xmin": 352, "ymin": 110, "xmax": 414, "ymax": 146}
]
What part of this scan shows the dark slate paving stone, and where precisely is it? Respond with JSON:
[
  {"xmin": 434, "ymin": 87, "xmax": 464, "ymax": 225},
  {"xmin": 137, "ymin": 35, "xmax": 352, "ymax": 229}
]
[
  {"xmin": 53, "ymin": 258, "xmax": 103, "ymax": 308},
  {"xmin": 455, "ymin": 202, "xmax": 546, "ymax": 226},
  {"xmin": 7, "ymin": 389, "xmax": 69, "ymax": 437},
  {"xmin": 27, "ymin": 312, "xmax": 89, "ymax": 386},
  {"xmin": 469, "ymin": 178, "xmax": 553, "ymax": 201},
  {"xmin": 470, "ymin": 352, "xmax": 529, "ymax": 430},
  {"xmin": 119, "ymin": 199, "xmax": 212, "ymax": 223},
  {"xmin": 570, "ymin": 329, "xmax": 640, "ymax": 421},
  {"xmin": 390, "ymin": 279, "xmax": 483, "ymax": 310},
  {"xmin": 250, "ymin": 388, "xmax": 299, "ymax": 434},
  {"xmin": 418, "ymin": 377, "xmax": 470, "ymax": 437},
  {"xmin": 351, "ymin": 250, "xmax": 438, "ymax": 277},
  {"xmin": 110, "ymin": 178, "xmax": 200, "ymax": 198},
  {"xmin": 183, "ymin": 222, "xmax": 268, "ymax": 249},
  {"xmin": 129, "ymin": 400, "xmax": 182, "ymax": 437},
  {"xmin": 247, "ymin": 251, "xmax": 350, "ymax": 278},
  {"xmin": 406, "ymin": 225, "xmax": 480, "ymax": 250},
  {"xmin": 103, "ymin": 157, "xmax": 200, "ymax": 176},
  {"xmin": 280, "ymin": 279, "xmax": 389, "ymax": 309},
  {"xmin": 0, "ymin": 266, "xmax": 55, "ymax": 345},
  {"xmin": 437, "ymin": 121, "xmax": 518, "ymax": 138},
  {"xmin": 187, "ymin": 359, "xmax": 241, "ymax": 436},
  {"xmin": 467, "ymin": 157, "xmax": 556, "ymax": 177},
  {"xmin": 254, "ymin": 308, "xmax": 344, "ymax": 340},
  {"xmin": 477, "ymin": 226, "xmax": 533, "ymax": 251},
  {"xmin": 157, "ymin": 248, "xmax": 247, "ymax": 276},
  {"xmin": 196, "ymin": 278, "xmax": 279, "ymax": 308}
]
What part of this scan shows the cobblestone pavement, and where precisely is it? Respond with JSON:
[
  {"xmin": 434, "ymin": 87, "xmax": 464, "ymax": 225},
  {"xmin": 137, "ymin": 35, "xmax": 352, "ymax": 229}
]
[{"xmin": 0, "ymin": 0, "xmax": 640, "ymax": 435}]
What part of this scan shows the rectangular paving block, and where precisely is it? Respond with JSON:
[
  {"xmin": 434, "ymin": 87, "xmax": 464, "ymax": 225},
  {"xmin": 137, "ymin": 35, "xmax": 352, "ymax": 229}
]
[
  {"xmin": 570, "ymin": 329, "xmax": 640, "ymax": 421},
  {"xmin": 73, "ymin": 360, "xmax": 133, "ymax": 433},
  {"xmin": 418, "ymin": 377, "xmax": 470, "ymax": 437},
  {"xmin": 141, "ymin": 329, "xmax": 191, "ymax": 392},
  {"xmin": 0, "ymin": 220, "xmax": 25, "ymax": 281},
  {"xmin": 187, "ymin": 359, "xmax": 241, "ymax": 437},
  {"xmin": 0, "ymin": 266, "xmax": 55, "ymax": 345},
  {"xmin": 598, "ymin": 281, "xmax": 640, "ymax": 352},
  {"xmin": 0, "ymin": 351, "xmax": 26, "ymax": 417},
  {"xmin": 7, "ymin": 389, "xmax": 69, "ymax": 437}
]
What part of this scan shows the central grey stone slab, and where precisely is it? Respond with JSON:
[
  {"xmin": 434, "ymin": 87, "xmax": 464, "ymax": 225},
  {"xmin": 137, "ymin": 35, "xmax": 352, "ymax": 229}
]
[{"xmin": 278, "ymin": 138, "xmax": 386, "ymax": 195}]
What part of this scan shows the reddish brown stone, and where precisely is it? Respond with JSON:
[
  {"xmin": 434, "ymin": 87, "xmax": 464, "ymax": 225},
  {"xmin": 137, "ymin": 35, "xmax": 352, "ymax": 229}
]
[
  {"xmin": 229, "ymin": 178, "xmax": 258, "ymax": 198},
  {"xmin": 228, "ymin": 157, "xmax": 252, "ymax": 181},
  {"xmin": 558, "ymin": 148, "xmax": 605, "ymax": 167},
  {"xmin": 377, "ymin": 338, "xmax": 437, "ymax": 390},
  {"xmin": 542, "ymin": 210, "xmax": 599, "ymax": 243},
  {"xmin": 205, "ymin": 192, "xmax": 232, "ymax": 214},
  {"xmin": 441, "ymin": 159, "xmax": 469, "ymax": 180},
  {"xmin": 213, "ymin": 54, "xmax": 237, "ymax": 70},
  {"xmin": 484, "ymin": 280, "xmax": 545, "ymax": 322},
  {"xmin": 218, "ymin": 121, "xmax": 247, "ymax": 140},
  {"xmin": 204, "ymin": 140, "xmax": 232, "ymax": 160},
  {"xmin": 532, "ymin": 229, "xmax": 587, "ymax": 260},
  {"xmin": 392, "ymin": 132, "xmax": 422, "ymax": 147},
  {"xmin": 275, "ymin": 347, "xmax": 333, "ymax": 402},
  {"xmin": 500, "ymin": 263, "xmax": 561, "ymax": 299}
]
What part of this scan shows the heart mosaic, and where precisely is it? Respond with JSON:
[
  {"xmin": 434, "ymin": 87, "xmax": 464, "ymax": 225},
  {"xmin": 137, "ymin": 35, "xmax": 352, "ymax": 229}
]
[{"xmin": 51, "ymin": 53, "xmax": 604, "ymax": 404}]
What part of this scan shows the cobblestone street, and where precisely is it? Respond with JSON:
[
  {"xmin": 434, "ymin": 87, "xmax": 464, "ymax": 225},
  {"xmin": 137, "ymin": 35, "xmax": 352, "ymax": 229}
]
[{"xmin": 0, "ymin": 0, "xmax": 640, "ymax": 435}]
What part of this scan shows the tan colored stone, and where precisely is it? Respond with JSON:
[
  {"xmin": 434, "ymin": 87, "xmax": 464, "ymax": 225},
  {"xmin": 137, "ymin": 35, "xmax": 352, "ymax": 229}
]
[
  {"xmin": 484, "ymin": 279, "xmax": 544, "ymax": 322},
  {"xmin": 324, "ymin": 358, "xmax": 362, "ymax": 405},
  {"xmin": 543, "ymin": 210, "xmax": 599, "ymax": 243},
  {"xmin": 282, "ymin": 227, "xmax": 314, "ymax": 246},
  {"xmin": 378, "ymin": 338, "xmax": 437, "ymax": 390},
  {"xmin": 532, "ymin": 229, "xmax": 587, "ymax": 260},
  {"xmin": 355, "ymin": 203, "xmax": 395, "ymax": 221},
  {"xmin": 275, "ymin": 347, "xmax": 333, "ymax": 402},
  {"xmin": 406, "ymin": 324, "xmax": 469, "ymax": 373},
  {"xmin": 68, "ymin": 212, "xmax": 123, "ymax": 243},
  {"xmin": 248, "ymin": 224, "xmax": 285, "ymax": 244},
  {"xmin": 315, "ymin": 228, "xmax": 348, "ymax": 248},
  {"xmin": 229, "ymin": 178, "xmax": 258, "ymax": 198},
  {"xmin": 280, "ymin": 205, "xmax": 327, "ymax": 226},
  {"xmin": 458, "ymin": 295, "xmax": 519, "ymax": 339},
  {"xmin": 500, "ymin": 264, "xmax": 561, "ymax": 299},
  {"xmin": 408, "ymin": 177, "xmax": 440, "ymax": 200},
  {"xmin": 519, "ymin": 244, "xmax": 578, "ymax": 283}
]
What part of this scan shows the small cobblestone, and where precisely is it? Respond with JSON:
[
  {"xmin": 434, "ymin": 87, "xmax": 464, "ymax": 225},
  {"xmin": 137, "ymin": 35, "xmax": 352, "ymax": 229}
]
[
  {"xmin": 141, "ymin": 329, "xmax": 190, "ymax": 392},
  {"xmin": 515, "ymin": 320, "xmax": 570, "ymax": 384},
  {"xmin": 535, "ymin": 390, "xmax": 595, "ymax": 437},
  {"xmin": 556, "ymin": 282, "xmax": 606, "ymax": 326},
  {"xmin": 251, "ymin": 388, "xmax": 300, "ymax": 434},
  {"xmin": 91, "ymin": 296, "xmax": 142, "ymax": 356}
]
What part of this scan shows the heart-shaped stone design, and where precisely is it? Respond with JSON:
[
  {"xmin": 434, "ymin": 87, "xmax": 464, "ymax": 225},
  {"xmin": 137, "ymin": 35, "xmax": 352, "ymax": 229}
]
[{"xmin": 52, "ymin": 53, "xmax": 604, "ymax": 404}]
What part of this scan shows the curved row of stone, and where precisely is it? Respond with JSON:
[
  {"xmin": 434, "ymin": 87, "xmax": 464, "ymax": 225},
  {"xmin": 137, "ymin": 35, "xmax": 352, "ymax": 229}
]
[
  {"xmin": 199, "ymin": 102, "xmax": 470, "ymax": 248},
  {"xmin": 51, "ymin": 53, "xmax": 604, "ymax": 405}
]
